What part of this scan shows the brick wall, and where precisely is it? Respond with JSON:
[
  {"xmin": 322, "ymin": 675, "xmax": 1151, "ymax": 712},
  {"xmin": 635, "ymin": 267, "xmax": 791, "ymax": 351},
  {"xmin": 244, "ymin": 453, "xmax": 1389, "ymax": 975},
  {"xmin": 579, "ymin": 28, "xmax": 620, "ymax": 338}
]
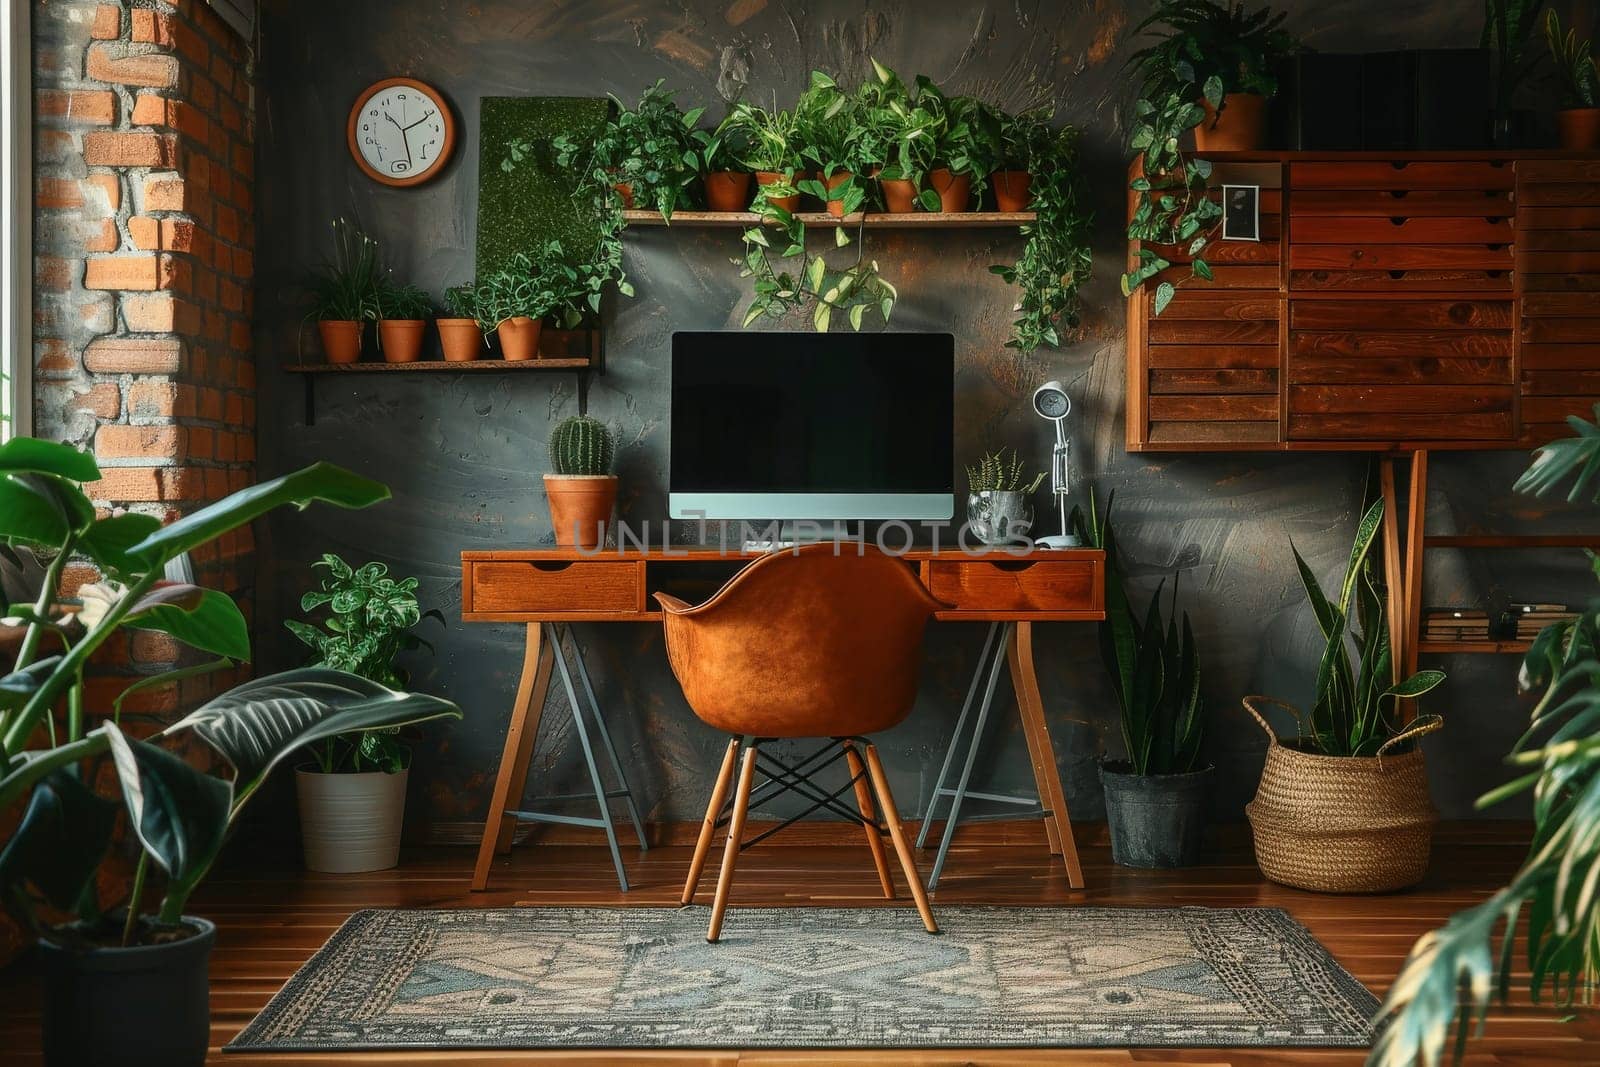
[{"xmin": 32, "ymin": 0, "xmax": 256, "ymax": 710}]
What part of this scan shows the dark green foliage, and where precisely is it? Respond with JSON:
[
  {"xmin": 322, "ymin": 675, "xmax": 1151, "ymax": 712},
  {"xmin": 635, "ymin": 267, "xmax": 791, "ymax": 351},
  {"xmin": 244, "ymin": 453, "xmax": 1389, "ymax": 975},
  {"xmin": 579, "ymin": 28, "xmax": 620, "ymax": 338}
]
[
  {"xmin": 442, "ymin": 284, "xmax": 477, "ymax": 320},
  {"xmin": 374, "ymin": 277, "xmax": 432, "ymax": 320},
  {"xmin": 1071, "ymin": 489, "xmax": 1205, "ymax": 776},
  {"xmin": 549, "ymin": 415, "xmax": 615, "ymax": 476},
  {"xmin": 1368, "ymin": 409, "xmax": 1600, "ymax": 1067},
  {"xmin": 1547, "ymin": 10, "xmax": 1600, "ymax": 109},
  {"xmin": 305, "ymin": 217, "xmax": 380, "ymax": 322},
  {"xmin": 476, "ymin": 97, "xmax": 609, "ymax": 282},
  {"xmin": 1484, "ymin": 0, "xmax": 1548, "ymax": 116},
  {"xmin": 1129, "ymin": 0, "xmax": 1297, "ymax": 103},
  {"xmin": 546, "ymin": 81, "xmax": 703, "ymax": 222},
  {"xmin": 472, "ymin": 242, "xmax": 587, "ymax": 331},
  {"xmin": 988, "ymin": 108, "xmax": 1094, "ymax": 349},
  {"xmin": 793, "ymin": 71, "xmax": 868, "ymax": 215}
]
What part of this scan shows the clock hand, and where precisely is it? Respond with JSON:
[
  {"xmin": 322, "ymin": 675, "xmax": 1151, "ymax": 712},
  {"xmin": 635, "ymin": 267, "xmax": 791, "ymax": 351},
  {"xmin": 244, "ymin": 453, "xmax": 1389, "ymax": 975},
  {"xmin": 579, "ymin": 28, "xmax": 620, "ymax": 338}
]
[{"xmin": 399, "ymin": 110, "xmax": 436, "ymax": 133}]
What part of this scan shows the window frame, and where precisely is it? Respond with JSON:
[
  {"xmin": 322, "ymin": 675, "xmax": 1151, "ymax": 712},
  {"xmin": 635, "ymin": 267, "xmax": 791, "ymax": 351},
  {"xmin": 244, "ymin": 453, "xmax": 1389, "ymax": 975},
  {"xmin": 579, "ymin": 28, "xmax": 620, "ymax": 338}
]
[{"xmin": 1, "ymin": 0, "xmax": 32, "ymax": 441}]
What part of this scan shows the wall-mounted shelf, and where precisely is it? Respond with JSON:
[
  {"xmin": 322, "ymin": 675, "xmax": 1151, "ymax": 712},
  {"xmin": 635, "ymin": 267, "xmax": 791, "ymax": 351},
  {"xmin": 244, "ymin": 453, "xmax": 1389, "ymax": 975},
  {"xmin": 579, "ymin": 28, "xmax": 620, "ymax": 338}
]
[
  {"xmin": 284, "ymin": 328, "xmax": 603, "ymax": 424},
  {"xmin": 622, "ymin": 210, "xmax": 1035, "ymax": 229},
  {"xmin": 1416, "ymin": 639, "xmax": 1532, "ymax": 655}
]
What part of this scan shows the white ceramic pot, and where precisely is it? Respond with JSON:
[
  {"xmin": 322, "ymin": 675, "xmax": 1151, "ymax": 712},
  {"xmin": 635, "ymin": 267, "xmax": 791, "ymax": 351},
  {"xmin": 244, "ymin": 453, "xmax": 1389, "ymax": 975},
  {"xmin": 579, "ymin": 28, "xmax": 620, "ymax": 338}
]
[{"xmin": 295, "ymin": 767, "xmax": 408, "ymax": 873}]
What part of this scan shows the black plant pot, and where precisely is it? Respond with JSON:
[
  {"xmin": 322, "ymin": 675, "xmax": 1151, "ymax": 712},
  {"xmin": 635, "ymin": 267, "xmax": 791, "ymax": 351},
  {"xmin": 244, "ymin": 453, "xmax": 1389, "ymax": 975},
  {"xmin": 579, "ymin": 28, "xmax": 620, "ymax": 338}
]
[
  {"xmin": 36, "ymin": 916, "xmax": 215, "ymax": 1067},
  {"xmin": 1099, "ymin": 762, "xmax": 1214, "ymax": 868}
]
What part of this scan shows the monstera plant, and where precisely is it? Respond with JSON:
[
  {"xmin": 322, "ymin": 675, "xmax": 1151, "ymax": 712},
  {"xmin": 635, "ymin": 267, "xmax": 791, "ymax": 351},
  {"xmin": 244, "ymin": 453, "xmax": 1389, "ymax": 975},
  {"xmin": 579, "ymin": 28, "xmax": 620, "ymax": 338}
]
[{"xmin": 0, "ymin": 437, "xmax": 461, "ymax": 1067}]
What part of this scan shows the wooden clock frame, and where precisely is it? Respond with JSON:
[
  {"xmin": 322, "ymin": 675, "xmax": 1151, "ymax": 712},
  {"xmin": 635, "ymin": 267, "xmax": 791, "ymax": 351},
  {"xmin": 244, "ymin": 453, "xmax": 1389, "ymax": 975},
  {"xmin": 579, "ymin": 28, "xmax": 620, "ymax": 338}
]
[{"xmin": 346, "ymin": 77, "xmax": 457, "ymax": 188}]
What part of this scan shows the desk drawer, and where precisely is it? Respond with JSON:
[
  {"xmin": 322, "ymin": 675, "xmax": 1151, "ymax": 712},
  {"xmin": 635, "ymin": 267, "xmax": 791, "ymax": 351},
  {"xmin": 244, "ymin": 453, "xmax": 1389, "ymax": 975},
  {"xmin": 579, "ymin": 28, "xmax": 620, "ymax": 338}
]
[
  {"xmin": 468, "ymin": 561, "xmax": 641, "ymax": 615},
  {"xmin": 926, "ymin": 559, "xmax": 1098, "ymax": 614}
]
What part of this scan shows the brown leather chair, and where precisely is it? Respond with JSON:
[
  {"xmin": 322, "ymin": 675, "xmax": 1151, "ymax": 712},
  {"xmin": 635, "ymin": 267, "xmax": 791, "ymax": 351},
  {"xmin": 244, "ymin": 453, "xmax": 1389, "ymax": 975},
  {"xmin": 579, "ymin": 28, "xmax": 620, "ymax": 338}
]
[{"xmin": 655, "ymin": 542, "xmax": 945, "ymax": 941}]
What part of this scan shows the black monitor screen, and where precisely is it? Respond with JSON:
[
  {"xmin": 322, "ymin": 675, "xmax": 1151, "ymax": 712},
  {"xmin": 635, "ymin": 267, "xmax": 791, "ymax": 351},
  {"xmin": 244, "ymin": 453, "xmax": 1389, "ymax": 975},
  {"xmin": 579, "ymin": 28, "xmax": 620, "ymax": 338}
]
[{"xmin": 670, "ymin": 332, "xmax": 954, "ymax": 497}]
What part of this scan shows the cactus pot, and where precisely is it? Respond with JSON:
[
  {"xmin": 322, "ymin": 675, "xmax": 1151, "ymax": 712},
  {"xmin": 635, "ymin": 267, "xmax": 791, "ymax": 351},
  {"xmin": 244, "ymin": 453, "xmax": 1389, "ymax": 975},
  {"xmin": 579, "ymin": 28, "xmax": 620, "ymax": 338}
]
[
  {"xmin": 378, "ymin": 319, "xmax": 426, "ymax": 364},
  {"xmin": 497, "ymin": 317, "xmax": 543, "ymax": 362},
  {"xmin": 38, "ymin": 917, "xmax": 215, "ymax": 1067},
  {"xmin": 1100, "ymin": 761, "xmax": 1213, "ymax": 869},
  {"xmin": 296, "ymin": 767, "xmax": 408, "ymax": 873},
  {"xmin": 317, "ymin": 319, "xmax": 363, "ymax": 364},
  {"xmin": 545, "ymin": 474, "xmax": 617, "ymax": 549},
  {"xmin": 436, "ymin": 318, "xmax": 482, "ymax": 362}
]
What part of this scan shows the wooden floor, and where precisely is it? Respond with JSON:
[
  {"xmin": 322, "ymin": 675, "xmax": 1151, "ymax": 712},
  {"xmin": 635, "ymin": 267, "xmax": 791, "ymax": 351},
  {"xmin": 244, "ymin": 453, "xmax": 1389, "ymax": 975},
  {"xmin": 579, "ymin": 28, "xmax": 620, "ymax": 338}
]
[{"xmin": 3, "ymin": 820, "xmax": 1596, "ymax": 1065}]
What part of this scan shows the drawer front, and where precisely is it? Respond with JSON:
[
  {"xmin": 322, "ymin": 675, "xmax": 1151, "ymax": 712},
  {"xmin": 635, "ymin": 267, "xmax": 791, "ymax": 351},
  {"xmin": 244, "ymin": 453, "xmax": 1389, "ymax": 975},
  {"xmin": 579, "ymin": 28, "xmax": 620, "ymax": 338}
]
[
  {"xmin": 926, "ymin": 560, "xmax": 1099, "ymax": 614},
  {"xmin": 468, "ymin": 561, "xmax": 641, "ymax": 615}
]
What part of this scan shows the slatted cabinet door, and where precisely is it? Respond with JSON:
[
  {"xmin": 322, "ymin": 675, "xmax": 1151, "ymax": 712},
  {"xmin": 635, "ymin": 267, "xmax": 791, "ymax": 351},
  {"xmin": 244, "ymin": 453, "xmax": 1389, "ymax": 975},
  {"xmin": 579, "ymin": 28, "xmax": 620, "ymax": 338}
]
[{"xmin": 1516, "ymin": 160, "xmax": 1600, "ymax": 445}]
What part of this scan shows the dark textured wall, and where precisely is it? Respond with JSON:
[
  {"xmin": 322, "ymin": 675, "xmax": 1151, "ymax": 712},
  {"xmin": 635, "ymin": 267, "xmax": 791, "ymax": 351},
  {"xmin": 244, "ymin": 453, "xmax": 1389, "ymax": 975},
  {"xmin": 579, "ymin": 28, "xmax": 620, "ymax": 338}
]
[{"xmin": 252, "ymin": 0, "xmax": 1600, "ymax": 836}]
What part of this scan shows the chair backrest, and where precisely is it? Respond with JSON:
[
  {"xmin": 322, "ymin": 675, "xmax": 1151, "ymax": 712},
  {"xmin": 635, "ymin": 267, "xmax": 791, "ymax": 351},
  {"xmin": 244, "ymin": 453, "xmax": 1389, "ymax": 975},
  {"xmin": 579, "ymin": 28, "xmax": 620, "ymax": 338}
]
[{"xmin": 655, "ymin": 544, "xmax": 946, "ymax": 738}]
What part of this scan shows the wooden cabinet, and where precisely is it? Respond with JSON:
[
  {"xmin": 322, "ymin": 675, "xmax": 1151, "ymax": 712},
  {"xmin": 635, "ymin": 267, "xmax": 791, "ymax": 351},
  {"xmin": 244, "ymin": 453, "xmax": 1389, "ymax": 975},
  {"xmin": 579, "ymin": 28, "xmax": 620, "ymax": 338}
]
[{"xmin": 1126, "ymin": 151, "xmax": 1600, "ymax": 451}]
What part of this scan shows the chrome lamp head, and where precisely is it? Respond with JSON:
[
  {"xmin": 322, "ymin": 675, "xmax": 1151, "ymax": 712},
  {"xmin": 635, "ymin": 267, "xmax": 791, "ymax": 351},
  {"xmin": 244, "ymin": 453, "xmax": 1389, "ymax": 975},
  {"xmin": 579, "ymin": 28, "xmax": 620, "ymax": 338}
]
[{"xmin": 1031, "ymin": 380, "xmax": 1079, "ymax": 549}]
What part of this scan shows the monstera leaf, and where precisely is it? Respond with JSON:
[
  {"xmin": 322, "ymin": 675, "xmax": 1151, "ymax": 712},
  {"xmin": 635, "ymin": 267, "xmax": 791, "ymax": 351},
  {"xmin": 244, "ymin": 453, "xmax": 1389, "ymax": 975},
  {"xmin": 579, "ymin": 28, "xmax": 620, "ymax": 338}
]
[
  {"xmin": 168, "ymin": 668, "xmax": 462, "ymax": 805},
  {"xmin": 0, "ymin": 769, "xmax": 119, "ymax": 920}
]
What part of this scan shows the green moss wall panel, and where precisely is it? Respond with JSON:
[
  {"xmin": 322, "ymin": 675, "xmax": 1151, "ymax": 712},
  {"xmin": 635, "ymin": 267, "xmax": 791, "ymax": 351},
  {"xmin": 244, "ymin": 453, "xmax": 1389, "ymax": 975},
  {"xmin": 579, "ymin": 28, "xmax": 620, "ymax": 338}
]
[{"xmin": 476, "ymin": 97, "xmax": 610, "ymax": 280}]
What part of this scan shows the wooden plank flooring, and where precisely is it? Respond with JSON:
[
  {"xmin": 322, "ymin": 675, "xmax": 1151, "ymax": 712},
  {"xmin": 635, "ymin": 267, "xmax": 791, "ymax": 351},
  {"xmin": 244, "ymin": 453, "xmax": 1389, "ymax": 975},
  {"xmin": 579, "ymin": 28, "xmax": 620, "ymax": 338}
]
[{"xmin": 2, "ymin": 820, "xmax": 1596, "ymax": 1065}]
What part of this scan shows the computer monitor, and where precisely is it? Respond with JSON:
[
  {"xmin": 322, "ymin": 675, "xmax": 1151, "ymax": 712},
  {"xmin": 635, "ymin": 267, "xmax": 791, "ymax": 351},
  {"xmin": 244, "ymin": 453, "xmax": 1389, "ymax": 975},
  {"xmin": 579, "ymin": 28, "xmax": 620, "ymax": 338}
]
[{"xmin": 669, "ymin": 331, "xmax": 955, "ymax": 521}]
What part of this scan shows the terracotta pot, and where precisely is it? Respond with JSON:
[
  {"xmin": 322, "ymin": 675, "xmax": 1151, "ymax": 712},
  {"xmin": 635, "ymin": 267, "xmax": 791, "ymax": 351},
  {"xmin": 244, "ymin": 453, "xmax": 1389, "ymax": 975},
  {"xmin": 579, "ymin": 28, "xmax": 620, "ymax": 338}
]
[
  {"xmin": 878, "ymin": 176, "xmax": 918, "ymax": 213},
  {"xmin": 436, "ymin": 317, "xmax": 483, "ymax": 363},
  {"xmin": 928, "ymin": 168, "xmax": 972, "ymax": 212},
  {"xmin": 544, "ymin": 473, "xmax": 618, "ymax": 549},
  {"xmin": 496, "ymin": 317, "xmax": 543, "ymax": 362},
  {"xmin": 296, "ymin": 768, "xmax": 408, "ymax": 874},
  {"xmin": 704, "ymin": 170, "xmax": 752, "ymax": 212},
  {"xmin": 993, "ymin": 170, "xmax": 1033, "ymax": 211},
  {"xmin": 1558, "ymin": 108, "xmax": 1600, "ymax": 150},
  {"xmin": 754, "ymin": 170, "xmax": 801, "ymax": 213},
  {"xmin": 1196, "ymin": 92, "xmax": 1267, "ymax": 151},
  {"xmin": 612, "ymin": 182, "xmax": 635, "ymax": 209},
  {"xmin": 822, "ymin": 170, "xmax": 854, "ymax": 218},
  {"xmin": 378, "ymin": 319, "xmax": 425, "ymax": 364},
  {"xmin": 317, "ymin": 320, "xmax": 363, "ymax": 364}
]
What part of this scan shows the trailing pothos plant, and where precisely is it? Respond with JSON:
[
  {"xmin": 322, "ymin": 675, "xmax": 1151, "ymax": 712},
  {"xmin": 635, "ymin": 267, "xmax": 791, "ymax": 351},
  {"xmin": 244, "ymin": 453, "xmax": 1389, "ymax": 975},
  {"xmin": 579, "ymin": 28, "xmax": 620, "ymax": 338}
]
[
  {"xmin": 793, "ymin": 70, "xmax": 868, "ymax": 216},
  {"xmin": 287, "ymin": 554, "xmax": 444, "ymax": 775},
  {"xmin": 1368, "ymin": 405, "xmax": 1600, "ymax": 1067},
  {"xmin": 543, "ymin": 80, "xmax": 704, "ymax": 221},
  {"xmin": 1072, "ymin": 489, "xmax": 1206, "ymax": 776},
  {"xmin": 989, "ymin": 108, "xmax": 1094, "ymax": 350},
  {"xmin": 0, "ymin": 438, "xmax": 460, "ymax": 946},
  {"xmin": 1290, "ymin": 498, "xmax": 1445, "ymax": 757}
]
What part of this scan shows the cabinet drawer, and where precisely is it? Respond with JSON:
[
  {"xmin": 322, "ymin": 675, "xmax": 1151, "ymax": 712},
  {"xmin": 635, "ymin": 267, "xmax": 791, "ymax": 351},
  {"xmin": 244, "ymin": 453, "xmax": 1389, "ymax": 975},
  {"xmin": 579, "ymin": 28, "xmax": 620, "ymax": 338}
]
[
  {"xmin": 926, "ymin": 559, "xmax": 1099, "ymax": 614},
  {"xmin": 468, "ymin": 561, "xmax": 641, "ymax": 615}
]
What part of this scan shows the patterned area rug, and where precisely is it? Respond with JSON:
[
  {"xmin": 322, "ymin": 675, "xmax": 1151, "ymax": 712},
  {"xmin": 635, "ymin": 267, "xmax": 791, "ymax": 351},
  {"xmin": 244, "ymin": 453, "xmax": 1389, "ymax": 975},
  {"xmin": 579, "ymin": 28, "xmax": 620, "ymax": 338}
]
[{"xmin": 228, "ymin": 906, "xmax": 1378, "ymax": 1051}]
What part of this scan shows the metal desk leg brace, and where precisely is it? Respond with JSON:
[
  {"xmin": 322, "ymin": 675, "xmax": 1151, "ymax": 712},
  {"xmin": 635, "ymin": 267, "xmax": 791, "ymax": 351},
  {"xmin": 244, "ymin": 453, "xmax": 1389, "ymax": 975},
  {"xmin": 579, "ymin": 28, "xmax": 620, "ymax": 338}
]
[
  {"xmin": 918, "ymin": 621, "xmax": 1084, "ymax": 891},
  {"xmin": 472, "ymin": 622, "xmax": 648, "ymax": 893}
]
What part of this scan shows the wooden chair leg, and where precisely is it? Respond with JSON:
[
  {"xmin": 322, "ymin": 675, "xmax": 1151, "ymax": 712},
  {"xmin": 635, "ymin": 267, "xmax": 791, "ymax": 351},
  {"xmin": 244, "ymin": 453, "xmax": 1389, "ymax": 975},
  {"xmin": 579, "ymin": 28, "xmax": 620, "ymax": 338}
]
[
  {"xmin": 682, "ymin": 737, "xmax": 740, "ymax": 906},
  {"xmin": 843, "ymin": 740, "xmax": 894, "ymax": 899},
  {"xmin": 863, "ymin": 743, "xmax": 937, "ymax": 934},
  {"xmin": 707, "ymin": 743, "xmax": 759, "ymax": 943}
]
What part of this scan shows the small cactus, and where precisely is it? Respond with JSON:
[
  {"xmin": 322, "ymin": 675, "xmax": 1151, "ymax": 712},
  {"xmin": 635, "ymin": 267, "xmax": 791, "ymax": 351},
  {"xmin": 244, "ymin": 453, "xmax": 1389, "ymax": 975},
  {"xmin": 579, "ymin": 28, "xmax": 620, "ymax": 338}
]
[{"xmin": 549, "ymin": 415, "xmax": 614, "ymax": 475}]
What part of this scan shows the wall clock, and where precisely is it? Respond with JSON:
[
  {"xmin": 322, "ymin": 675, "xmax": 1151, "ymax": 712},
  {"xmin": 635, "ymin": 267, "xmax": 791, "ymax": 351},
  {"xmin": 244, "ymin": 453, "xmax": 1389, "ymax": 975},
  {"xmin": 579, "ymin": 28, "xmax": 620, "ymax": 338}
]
[{"xmin": 347, "ymin": 77, "xmax": 456, "ymax": 187}]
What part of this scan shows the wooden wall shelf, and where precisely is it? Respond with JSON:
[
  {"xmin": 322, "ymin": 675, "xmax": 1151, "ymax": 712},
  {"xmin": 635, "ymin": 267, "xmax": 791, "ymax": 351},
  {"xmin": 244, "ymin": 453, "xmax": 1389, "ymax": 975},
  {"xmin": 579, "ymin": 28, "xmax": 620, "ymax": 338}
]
[
  {"xmin": 1424, "ymin": 534, "xmax": 1600, "ymax": 549},
  {"xmin": 284, "ymin": 359, "xmax": 592, "ymax": 373},
  {"xmin": 622, "ymin": 210, "xmax": 1035, "ymax": 229},
  {"xmin": 1416, "ymin": 639, "xmax": 1532, "ymax": 655}
]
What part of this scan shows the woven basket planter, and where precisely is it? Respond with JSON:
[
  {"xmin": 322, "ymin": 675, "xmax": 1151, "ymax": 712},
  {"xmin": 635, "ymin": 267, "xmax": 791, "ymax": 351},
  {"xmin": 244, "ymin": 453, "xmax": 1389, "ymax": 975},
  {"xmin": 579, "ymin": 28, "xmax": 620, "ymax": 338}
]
[{"xmin": 1242, "ymin": 696, "xmax": 1439, "ymax": 894}]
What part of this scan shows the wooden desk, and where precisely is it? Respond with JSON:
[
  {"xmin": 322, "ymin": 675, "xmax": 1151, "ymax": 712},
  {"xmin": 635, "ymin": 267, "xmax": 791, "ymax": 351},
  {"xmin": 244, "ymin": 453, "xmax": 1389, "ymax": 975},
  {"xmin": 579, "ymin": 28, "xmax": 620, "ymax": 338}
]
[{"xmin": 461, "ymin": 546, "xmax": 1105, "ymax": 893}]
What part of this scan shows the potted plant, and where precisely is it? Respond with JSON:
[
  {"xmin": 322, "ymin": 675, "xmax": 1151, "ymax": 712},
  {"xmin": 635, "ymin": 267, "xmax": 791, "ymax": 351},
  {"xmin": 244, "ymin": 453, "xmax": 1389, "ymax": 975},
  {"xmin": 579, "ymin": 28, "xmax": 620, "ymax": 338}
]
[
  {"xmin": 1072, "ymin": 491, "xmax": 1211, "ymax": 867},
  {"xmin": 474, "ymin": 243, "xmax": 580, "ymax": 362},
  {"xmin": 964, "ymin": 448, "xmax": 1044, "ymax": 546},
  {"xmin": 991, "ymin": 108, "xmax": 1048, "ymax": 211},
  {"xmin": 305, "ymin": 217, "xmax": 378, "ymax": 364},
  {"xmin": 286, "ymin": 555, "xmax": 443, "ymax": 873},
  {"xmin": 1129, "ymin": 0, "xmax": 1297, "ymax": 152},
  {"xmin": 1547, "ymin": 10, "xmax": 1600, "ymax": 149},
  {"xmin": 720, "ymin": 98, "xmax": 805, "ymax": 214},
  {"xmin": 374, "ymin": 276, "xmax": 432, "ymax": 364},
  {"xmin": 855, "ymin": 60, "xmax": 938, "ymax": 213},
  {"xmin": 691, "ymin": 120, "xmax": 754, "ymax": 212},
  {"xmin": 989, "ymin": 111, "xmax": 1095, "ymax": 349},
  {"xmin": 794, "ymin": 70, "xmax": 867, "ymax": 218},
  {"xmin": 545, "ymin": 80, "xmax": 703, "ymax": 219},
  {"xmin": 437, "ymin": 283, "xmax": 483, "ymax": 362},
  {"xmin": 0, "ymin": 437, "xmax": 460, "ymax": 1067},
  {"xmin": 922, "ymin": 87, "xmax": 1000, "ymax": 213},
  {"xmin": 1243, "ymin": 498, "xmax": 1446, "ymax": 893},
  {"xmin": 545, "ymin": 415, "xmax": 616, "ymax": 549}
]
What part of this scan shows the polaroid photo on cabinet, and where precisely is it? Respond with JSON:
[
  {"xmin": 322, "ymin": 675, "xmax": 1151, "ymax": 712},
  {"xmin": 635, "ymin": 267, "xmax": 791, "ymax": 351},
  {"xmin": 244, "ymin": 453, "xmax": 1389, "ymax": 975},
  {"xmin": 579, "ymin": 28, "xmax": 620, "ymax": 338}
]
[{"xmin": 1221, "ymin": 184, "xmax": 1260, "ymax": 242}]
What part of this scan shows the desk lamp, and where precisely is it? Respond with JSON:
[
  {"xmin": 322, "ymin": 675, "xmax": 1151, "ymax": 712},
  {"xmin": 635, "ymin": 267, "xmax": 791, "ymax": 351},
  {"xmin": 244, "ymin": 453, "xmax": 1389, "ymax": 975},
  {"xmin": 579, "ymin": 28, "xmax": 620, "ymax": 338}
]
[{"xmin": 1031, "ymin": 380, "xmax": 1080, "ymax": 549}]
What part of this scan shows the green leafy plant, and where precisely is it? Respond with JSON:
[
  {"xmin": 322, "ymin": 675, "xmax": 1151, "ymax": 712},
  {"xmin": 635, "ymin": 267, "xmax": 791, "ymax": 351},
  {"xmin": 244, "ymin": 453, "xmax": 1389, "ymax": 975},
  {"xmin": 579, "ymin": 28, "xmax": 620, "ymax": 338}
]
[
  {"xmin": 0, "ymin": 438, "xmax": 460, "ymax": 945},
  {"xmin": 543, "ymin": 80, "xmax": 704, "ymax": 222},
  {"xmin": 793, "ymin": 71, "xmax": 868, "ymax": 216},
  {"xmin": 473, "ymin": 242, "xmax": 585, "ymax": 332},
  {"xmin": 374, "ymin": 277, "xmax": 433, "ymax": 321},
  {"xmin": 305, "ymin": 217, "xmax": 380, "ymax": 322},
  {"xmin": 1368, "ymin": 405, "xmax": 1600, "ymax": 1067},
  {"xmin": 736, "ymin": 213, "xmax": 898, "ymax": 331},
  {"xmin": 442, "ymin": 283, "xmax": 478, "ymax": 320},
  {"xmin": 989, "ymin": 109, "xmax": 1094, "ymax": 349},
  {"xmin": 1129, "ymin": 0, "xmax": 1296, "ymax": 109},
  {"xmin": 1485, "ymin": 0, "xmax": 1549, "ymax": 121},
  {"xmin": 1072, "ymin": 489, "xmax": 1205, "ymax": 776},
  {"xmin": 965, "ymin": 448, "xmax": 1045, "ymax": 494},
  {"xmin": 1547, "ymin": 9, "xmax": 1599, "ymax": 109},
  {"xmin": 922, "ymin": 85, "xmax": 1001, "ymax": 205},
  {"xmin": 854, "ymin": 59, "xmax": 938, "ymax": 199},
  {"xmin": 688, "ymin": 119, "xmax": 752, "ymax": 177},
  {"xmin": 1289, "ymin": 498, "xmax": 1446, "ymax": 757},
  {"xmin": 549, "ymin": 415, "xmax": 614, "ymax": 476},
  {"xmin": 286, "ymin": 555, "xmax": 442, "ymax": 774}
]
